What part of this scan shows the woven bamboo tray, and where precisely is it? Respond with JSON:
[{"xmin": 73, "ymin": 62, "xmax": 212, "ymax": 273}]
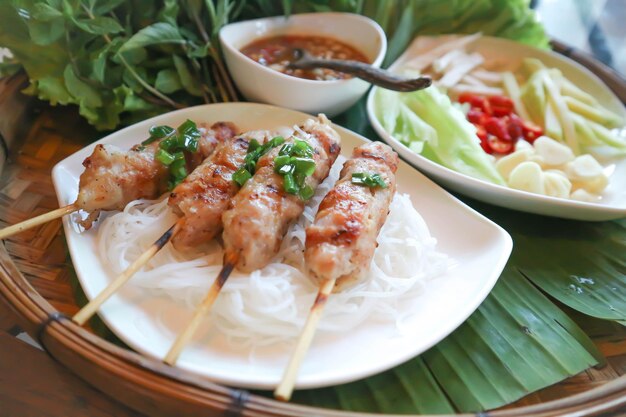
[{"xmin": 1, "ymin": 45, "xmax": 625, "ymax": 416}]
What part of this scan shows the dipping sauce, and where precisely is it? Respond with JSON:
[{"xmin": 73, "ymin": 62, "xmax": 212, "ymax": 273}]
[{"xmin": 240, "ymin": 34, "xmax": 369, "ymax": 81}]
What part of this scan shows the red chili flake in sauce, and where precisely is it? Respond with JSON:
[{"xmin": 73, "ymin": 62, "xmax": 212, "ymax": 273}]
[{"xmin": 240, "ymin": 34, "xmax": 369, "ymax": 81}]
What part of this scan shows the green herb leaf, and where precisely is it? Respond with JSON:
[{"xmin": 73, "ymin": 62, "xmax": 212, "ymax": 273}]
[
  {"xmin": 173, "ymin": 54, "xmax": 203, "ymax": 97},
  {"xmin": 155, "ymin": 69, "xmax": 182, "ymax": 93},
  {"xmin": 92, "ymin": 0, "xmax": 125, "ymax": 14},
  {"xmin": 63, "ymin": 64, "xmax": 103, "ymax": 107},
  {"xmin": 32, "ymin": 3, "xmax": 63, "ymax": 21},
  {"xmin": 118, "ymin": 22, "xmax": 186, "ymax": 52},
  {"xmin": 74, "ymin": 16, "xmax": 124, "ymax": 35}
]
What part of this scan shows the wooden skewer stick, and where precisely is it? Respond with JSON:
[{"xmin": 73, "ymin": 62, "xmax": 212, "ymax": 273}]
[
  {"xmin": 73, "ymin": 221, "xmax": 181, "ymax": 326},
  {"xmin": 163, "ymin": 252, "xmax": 238, "ymax": 366},
  {"xmin": 274, "ymin": 277, "xmax": 337, "ymax": 401},
  {"xmin": 0, "ymin": 203, "xmax": 77, "ymax": 240}
]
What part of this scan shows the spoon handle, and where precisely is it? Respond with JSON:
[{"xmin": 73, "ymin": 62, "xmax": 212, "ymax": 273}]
[{"xmin": 289, "ymin": 58, "xmax": 432, "ymax": 92}]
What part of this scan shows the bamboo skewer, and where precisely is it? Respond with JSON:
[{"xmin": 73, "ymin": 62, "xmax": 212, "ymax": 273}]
[
  {"xmin": 163, "ymin": 253, "xmax": 237, "ymax": 365},
  {"xmin": 73, "ymin": 221, "xmax": 181, "ymax": 326},
  {"xmin": 0, "ymin": 203, "xmax": 77, "ymax": 240},
  {"xmin": 274, "ymin": 277, "xmax": 337, "ymax": 401}
]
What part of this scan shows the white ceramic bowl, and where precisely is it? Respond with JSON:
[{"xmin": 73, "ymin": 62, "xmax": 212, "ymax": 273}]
[{"xmin": 219, "ymin": 13, "xmax": 386, "ymax": 117}]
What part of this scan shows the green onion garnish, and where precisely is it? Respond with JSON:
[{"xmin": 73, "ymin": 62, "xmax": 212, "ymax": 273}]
[
  {"xmin": 272, "ymin": 139, "xmax": 316, "ymax": 200},
  {"xmin": 156, "ymin": 149, "xmax": 175, "ymax": 165},
  {"xmin": 351, "ymin": 172, "xmax": 388, "ymax": 189},
  {"xmin": 283, "ymin": 173, "xmax": 297, "ymax": 194},
  {"xmin": 143, "ymin": 120, "xmax": 201, "ymax": 189},
  {"xmin": 233, "ymin": 136, "xmax": 286, "ymax": 187},
  {"xmin": 232, "ymin": 167, "xmax": 252, "ymax": 186}
]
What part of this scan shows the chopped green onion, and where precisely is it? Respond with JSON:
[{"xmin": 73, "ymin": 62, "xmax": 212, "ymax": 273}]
[
  {"xmin": 248, "ymin": 139, "xmax": 261, "ymax": 152},
  {"xmin": 292, "ymin": 139, "xmax": 314, "ymax": 157},
  {"xmin": 279, "ymin": 143, "xmax": 293, "ymax": 156},
  {"xmin": 271, "ymin": 137, "xmax": 317, "ymax": 200},
  {"xmin": 278, "ymin": 163, "xmax": 294, "ymax": 175},
  {"xmin": 176, "ymin": 120, "xmax": 200, "ymax": 137},
  {"xmin": 232, "ymin": 136, "xmax": 286, "ymax": 187},
  {"xmin": 274, "ymin": 155, "xmax": 291, "ymax": 170},
  {"xmin": 150, "ymin": 125, "xmax": 175, "ymax": 138},
  {"xmin": 147, "ymin": 120, "xmax": 202, "ymax": 189},
  {"xmin": 292, "ymin": 157, "xmax": 316, "ymax": 176},
  {"xmin": 156, "ymin": 149, "xmax": 175, "ymax": 166},
  {"xmin": 299, "ymin": 185, "xmax": 314, "ymax": 200},
  {"xmin": 351, "ymin": 172, "xmax": 388, "ymax": 188},
  {"xmin": 159, "ymin": 136, "xmax": 177, "ymax": 151},
  {"xmin": 232, "ymin": 167, "xmax": 252, "ymax": 186},
  {"xmin": 283, "ymin": 173, "xmax": 297, "ymax": 194},
  {"xmin": 170, "ymin": 159, "xmax": 187, "ymax": 179}
]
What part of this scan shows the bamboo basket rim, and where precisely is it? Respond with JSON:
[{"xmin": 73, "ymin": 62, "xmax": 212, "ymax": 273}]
[{"xmin": 1, "ymin": 42, "xmax": 625, "ymax": 417}]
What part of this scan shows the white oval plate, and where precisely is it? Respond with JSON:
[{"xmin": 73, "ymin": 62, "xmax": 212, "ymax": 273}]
[
  {"xmin": 367, "ymin": 35, "xmax": 626, "ymax": 221},
  {"xmin": 52, "ymin": 103, "xmax": 512, "ymax": 390}
]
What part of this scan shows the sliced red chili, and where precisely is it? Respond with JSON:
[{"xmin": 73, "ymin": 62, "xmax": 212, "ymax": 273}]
[
  {"xmin": 459, "ymin": 93, "xmax": 492, "ymax": 114},
  {"xmin": 521, "ymin": 121, "xmax": 543, "ymax": 143},
  {"xmin": 488, "ymin": 95, "xmax": 514, "ymax": 110},
  {"xmin": 484, "ymin": 117, "xmax": 511, "ymax": 141},
  {"xmin": 488, "ymin": 135, "xmax": 514, "ymax": 154},
  {"xmin": 505, "ymin": 114, "xmax": 524, "ymax": 142},
  {"xmin": 467, "ymin": 108, "xmax": 485, "ymax": 124},
  {"xmin": 492, "ymin": 105, "xmax": 513, "ymax": 117}
]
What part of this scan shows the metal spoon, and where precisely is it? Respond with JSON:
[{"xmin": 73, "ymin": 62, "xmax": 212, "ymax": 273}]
[{"xmin": 287, "ymin": 48, "xmax": 432, "ymax": 92}]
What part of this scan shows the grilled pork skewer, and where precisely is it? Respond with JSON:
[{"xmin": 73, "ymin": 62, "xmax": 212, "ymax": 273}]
[
  {"xmin": 72, "ymin": 130, "xmax": 264, "ymax": 325},
  {"xmin": 274, "ymin": 142, "xmax": 399, "ymax": 401},
  {"xmin": 0, "ymin": 122, "xmax": 238, "ymax": 240},
  {"xmin": 164, "ymin": 115, "xmax": 341, "ymax": 365}
]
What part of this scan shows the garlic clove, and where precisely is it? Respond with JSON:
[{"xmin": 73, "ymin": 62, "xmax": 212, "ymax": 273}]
[
  {"xmin": 508, "ymin": 161, "xmax": 545, "ymax": 194},
  {"xmin": 565, "ymin": 154, "xmax": 604, "ymax": 180},
  {"xmin": 543, "ymin": 171, "xmax": 572, "ymax": 198},
  {"xmin": 570, "ymin": 188, "xmax": 601, "ymax": 202},
  {"xmin": 533, "ymin": 136, "xmax": 575, "ymax": 166},
  {"xmin": 495, "ymin": 149, "xmax": 533, "ymax": 180},
  {"xmin": 571, "ymin": 174, "xmax": 609, "ymax": 194}
]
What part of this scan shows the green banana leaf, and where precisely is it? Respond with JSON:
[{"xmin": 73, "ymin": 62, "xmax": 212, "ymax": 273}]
[{"xmin": 469, "ymin": 202, "xmax": 626, "ymax": 323}]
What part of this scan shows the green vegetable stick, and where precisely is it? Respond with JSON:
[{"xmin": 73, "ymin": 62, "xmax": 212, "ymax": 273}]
[
  {"xmin": 564, "ymin": 96, "xmax": 624, "ymax": 128},
  {"xmin": 541, "ymin": 70, "xmax": 579, "ymax": 155},
  {"xmin": 502, "ymin": 72, "xmax": 531, "ymax": 121},
  {"xmin": 544, "ymin": 100, "xmax": 563, "ymax": 142},
  {"xmin": 560, "ymin": 78, "xmax": 597, "ymax": 106}
]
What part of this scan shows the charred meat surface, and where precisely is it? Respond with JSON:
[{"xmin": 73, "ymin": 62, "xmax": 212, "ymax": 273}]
[
  {"xmin": 222, "ymin": 115, "xmax": 341, "ymax": 272},
  {"xmin": 168, "ymin": 130, "xmax": 272, "ymax": 250},
  {"xmin": 75, "ymin": 122, "xmax": 238, "ymax": 229},
  {"xmin": 305, "ymin": 141, "xmax": 398, "ymax": 291}
]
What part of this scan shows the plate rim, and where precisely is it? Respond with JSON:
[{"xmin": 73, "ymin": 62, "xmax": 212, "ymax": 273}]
[
  {"xmin": 366, "ymin": 34, "xmax": 626, "ymax": 221},
  {"xmin": 52, "ymin": 102, "xmax": 513, "ymax": 389}
]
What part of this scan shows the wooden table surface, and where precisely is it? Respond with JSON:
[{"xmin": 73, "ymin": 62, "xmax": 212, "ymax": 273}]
[{"xmin": 0, "ymin": 297, "xmax": 144, "ymax": 417}]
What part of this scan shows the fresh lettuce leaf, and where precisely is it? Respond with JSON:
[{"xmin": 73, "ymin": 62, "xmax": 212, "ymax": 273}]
[{"xmin": 374, "ymin": 86, "xmax": 506, "ymax": 185}]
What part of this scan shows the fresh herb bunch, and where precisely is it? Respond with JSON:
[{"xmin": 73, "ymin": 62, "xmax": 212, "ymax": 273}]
[{"xmin": 0, "ymin": 0, "xmax": 547, "ymax": 131}]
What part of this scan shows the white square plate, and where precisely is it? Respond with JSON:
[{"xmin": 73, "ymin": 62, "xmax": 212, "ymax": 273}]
[{"xmin": 52, "ymin": 102, "xmax": 512, "ymax": 389}]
